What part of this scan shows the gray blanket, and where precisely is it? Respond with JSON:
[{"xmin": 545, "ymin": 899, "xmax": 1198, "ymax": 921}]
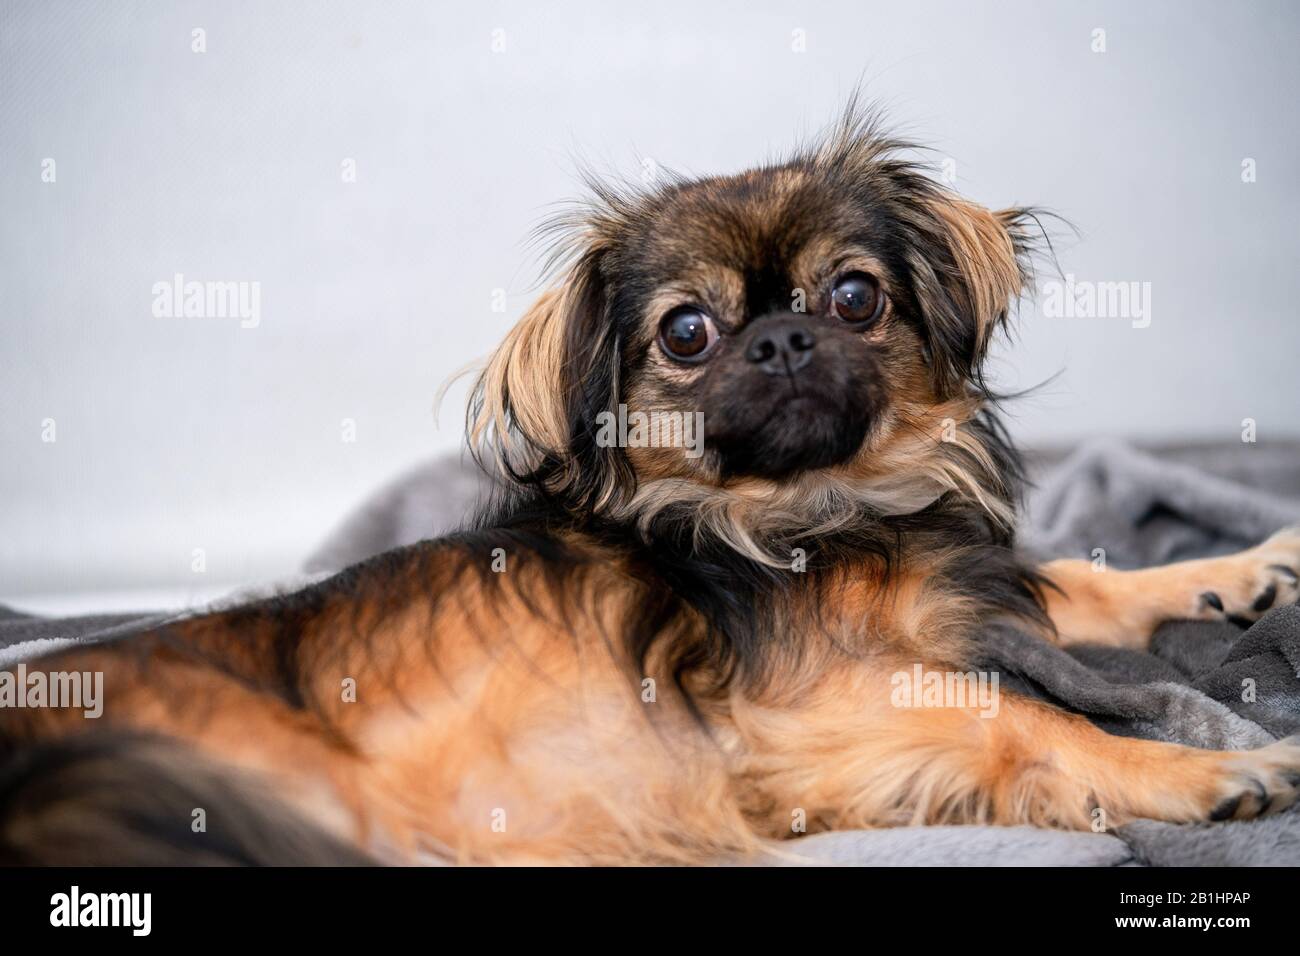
[{"xmin": 4, "ymin": 439, "xmax": 1300, "ymax": 865}]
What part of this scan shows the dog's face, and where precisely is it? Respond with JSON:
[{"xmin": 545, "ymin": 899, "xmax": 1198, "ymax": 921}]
[
  {"xmin": 611, "ymin": 170, "xmax": 920, "ymax": 482},
  {"xmin": 473, "ymin": 108, "xmax": 1038, "ymax": 536}
]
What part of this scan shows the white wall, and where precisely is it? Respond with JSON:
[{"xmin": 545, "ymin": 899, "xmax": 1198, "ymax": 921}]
[{"xmin": 2, "ymin": 0, "xmax": 1297, "ymax": 598}]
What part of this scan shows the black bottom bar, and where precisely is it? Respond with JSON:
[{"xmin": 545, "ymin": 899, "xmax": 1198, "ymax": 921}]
[{"xmin": 0, "ymin": 866, "xmax": 1282, "ymax": 941}]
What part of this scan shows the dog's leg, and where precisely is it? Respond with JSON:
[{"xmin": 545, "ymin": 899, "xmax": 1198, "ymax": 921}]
[
  {"xmin": 1038, "ymin": 527, "xmax": 1300, "ymax": 648},
  {"xmin": 743, "ymin": 672, "xmax": 1300, "ymax": 832}
]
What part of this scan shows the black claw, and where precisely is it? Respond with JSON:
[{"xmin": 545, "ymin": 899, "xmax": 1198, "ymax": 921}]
[
  {"xmin": 1281, "ymin": 771, "xmax": 1300, "ymax": 788},
  {"xmin": 1227, "ymin": 614, "xmax": 1254, "ymax": 629},
  {"xmin": 1201, "ymin": 592, "xmax": 1224, "ymax": 612},
  {"xmin": 1268, "ymin": 564, "xmax": 1299, "ymax": 583},
  {"xmin": 1209, "ymin": 794, "xmax": 1242, "ymax": 821},
  {"xmin": 1253, "ymin": 584, "xmax": 1278, "ymax": 612}
]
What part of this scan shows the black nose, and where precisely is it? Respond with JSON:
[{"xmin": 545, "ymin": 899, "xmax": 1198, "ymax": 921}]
[{"xmin": 744, "ymin": 318, "xmax": 817, "ymax": 375}]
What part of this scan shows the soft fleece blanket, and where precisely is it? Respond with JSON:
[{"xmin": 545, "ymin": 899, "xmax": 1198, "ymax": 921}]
[{"xmin": 4, "ymin": 438, "xmax": 1300, "ymax": 865}]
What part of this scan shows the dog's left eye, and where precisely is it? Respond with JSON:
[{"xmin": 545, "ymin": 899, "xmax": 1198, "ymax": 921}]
[{"xmin": 831, "ymin": 273, "xmax": 885, "ymax": 326}]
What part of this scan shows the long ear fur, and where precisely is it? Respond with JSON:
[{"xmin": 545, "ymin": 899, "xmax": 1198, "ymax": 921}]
[{"xmin": 468, "ymin": 252, "xmax": 631, "ymax": 514}]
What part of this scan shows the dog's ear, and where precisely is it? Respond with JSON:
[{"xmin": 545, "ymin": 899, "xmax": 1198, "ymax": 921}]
[
  {"xmin": 906, "ymin": 196, "xmax": 1036, "ymax": 396},
  {"xmin": 813, "ymin": 98, "xmax": 1036, "ymax": 396},
  {"xmin": 470, "ymin": 250, "xmax": 632, "ymax": 513}
]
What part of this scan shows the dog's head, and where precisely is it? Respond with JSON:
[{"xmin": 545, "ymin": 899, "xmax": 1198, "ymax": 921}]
[{"xmin": 471, "ymin": 105, "xmax": 1042, "ymax": 552}]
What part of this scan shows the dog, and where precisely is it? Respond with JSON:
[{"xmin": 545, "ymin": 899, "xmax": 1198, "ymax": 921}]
[{"xmin": 3, "ymin": 103, "xmax": 1300, "ymax": 865}]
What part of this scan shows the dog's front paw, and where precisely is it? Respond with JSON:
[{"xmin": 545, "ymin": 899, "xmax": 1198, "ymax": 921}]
[
  {"xmin": 1195, "ymin": 527, "xmax": 1300, "ymax": 627},
  {"xmin": 1209, "ymin": 736, "xmax": 1300, "ymax": 821}
]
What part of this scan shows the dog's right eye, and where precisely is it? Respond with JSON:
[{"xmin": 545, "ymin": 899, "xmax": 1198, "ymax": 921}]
[{"xmin": 658, "ymin": 308, "xmax": 718, "ymax": 361}]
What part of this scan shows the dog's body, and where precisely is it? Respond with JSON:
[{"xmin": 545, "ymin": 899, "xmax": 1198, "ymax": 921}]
[{"xmin": 4, "ymin": 106, "xmax": 1300, "ymax": 865}]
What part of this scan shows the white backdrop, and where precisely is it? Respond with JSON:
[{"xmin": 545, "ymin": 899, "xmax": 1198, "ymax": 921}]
[{"xmin": 2, "ymin": 0, "xmax": 1297, "ymax": 602}]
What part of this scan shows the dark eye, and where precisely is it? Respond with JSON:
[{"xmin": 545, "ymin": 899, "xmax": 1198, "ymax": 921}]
[
  {"xmin": 658, "ymin": 308, "xmax": 718, "ymax": 361},
  {"xmin": 830, "ymin": 272, "xmax": 885, "ymax": 325}
]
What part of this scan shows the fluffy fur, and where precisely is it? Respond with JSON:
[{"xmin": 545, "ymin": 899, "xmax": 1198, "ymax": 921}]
[{"xmin": 4, "ymin": 101, "xmax": 1300, "ymax": 865}]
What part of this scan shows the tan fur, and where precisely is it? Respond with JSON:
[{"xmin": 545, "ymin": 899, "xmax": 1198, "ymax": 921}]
[
  {"xmin": 8, "ymin": 532, "xmax": 1296, "ymax": 864},
  {"xmin": 471, "ymin": 287, "xmax": 572, "ymax": 460},
  {"xmin": 1042, "ymin": 528, "xmax": 1300, "ymax": 647},
  {"xmin": 729, "ymin": 658, "xmax": 1270, "ymax": 832}
]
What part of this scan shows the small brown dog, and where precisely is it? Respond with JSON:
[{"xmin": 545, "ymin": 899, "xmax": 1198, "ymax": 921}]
[{"xmin": 3, "ymin": 104, "xmax": 1300, "ymax": 865}]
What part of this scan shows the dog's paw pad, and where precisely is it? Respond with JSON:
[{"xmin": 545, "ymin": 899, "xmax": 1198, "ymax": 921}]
[
  {"xmin": 1209, "ymin": 792, "xmax": 1246, "ymax": 822},
  {"xmin": 1252, "ymin": 583, "xmax": 1278, "ymax": 612}
]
